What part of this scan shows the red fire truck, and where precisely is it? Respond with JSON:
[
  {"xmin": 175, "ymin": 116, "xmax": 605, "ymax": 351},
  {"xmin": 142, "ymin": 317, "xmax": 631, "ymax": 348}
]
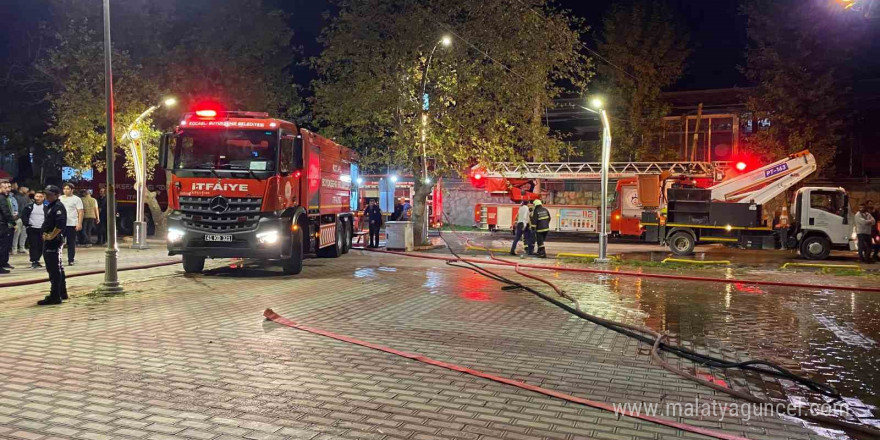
[{"xmin": 159, "ymin": 110, "xmax": 359, "ymax": 274}]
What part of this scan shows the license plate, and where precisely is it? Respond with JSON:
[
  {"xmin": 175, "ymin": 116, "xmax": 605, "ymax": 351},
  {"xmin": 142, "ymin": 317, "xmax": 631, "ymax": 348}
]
[{"xmin": 204, "ymin": 234, "xmax": 233, "ymax": 242}]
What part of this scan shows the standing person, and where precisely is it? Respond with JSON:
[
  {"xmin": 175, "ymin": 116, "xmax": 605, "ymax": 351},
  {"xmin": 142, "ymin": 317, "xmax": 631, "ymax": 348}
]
[
  {"xmin": 0, "ymin": 181, "xmax": 15, "ymax": 273},
  {"xmin": 510, "ymin": 201, "xmax": 532, "ymax": 255},
  {"xmin": 38, "ymin": 185, "xmax": 68, "ymax": 305},
  {"xmin": 6, "ymin": 182, "xmax": 19, "ymax": 261},
  {"xmin": 855, "ymin": 203, "xmax": 875, "ymax": 264},
  {"xmin": 400, "ymin": 198, "xmax": 412, "ymax": 221},
  {"xmin": 59, "ymin": 183, "xmax": 83, "ymax": 266},
  {"xmin": 96, "ymin": 187, "xmax": 107, "ymax": 245},
  {"xmin": 13, "ymin": 185, "xmax": 30, "ymax": 254},
  {"xmin": 21, "ymin": 191, "xmax": 47, "ymax": 269},
  {"xmin": 364, "ymin": 199, "xmax": 383, "ymax": 248},
  {"xmin": 79, "ymin": 189, "xmax": 99, "ymax": 247},
  {"xmin": 867, "ymin": 200, "xmax": 880, "ymax": 261},
  {"xmin": 390, "ymin": 200, "xmax": 403, "ymax": 221},
  {"xmin": 530, "ymin": 199, "xmax": 551, "ymax": 258}
]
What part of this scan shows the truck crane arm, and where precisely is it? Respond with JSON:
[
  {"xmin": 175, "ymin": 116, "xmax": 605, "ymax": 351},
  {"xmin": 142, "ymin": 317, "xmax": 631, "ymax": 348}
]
[{"xmin": 709, "ymin": 150, "xmax": 816, "ymax": 205}]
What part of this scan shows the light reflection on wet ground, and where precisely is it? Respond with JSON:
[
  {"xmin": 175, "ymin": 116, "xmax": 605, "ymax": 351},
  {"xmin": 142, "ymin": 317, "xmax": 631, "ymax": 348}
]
[{"xmin": 549, "ymin": 269, "xmax": 880, "ymax": 421}]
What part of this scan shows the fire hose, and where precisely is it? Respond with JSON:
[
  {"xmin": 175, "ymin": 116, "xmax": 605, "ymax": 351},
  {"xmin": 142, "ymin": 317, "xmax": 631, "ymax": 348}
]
[
  {"xmin": 352, "ymin": 223, "xmax": 880, "ymax": 437},
  {"xmin": 0, "ymin": 260, "xmax": 181, "ymax": 289}
]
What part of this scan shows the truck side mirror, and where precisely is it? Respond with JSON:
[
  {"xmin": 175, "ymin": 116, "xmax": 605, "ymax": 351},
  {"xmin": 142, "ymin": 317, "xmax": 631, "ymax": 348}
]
[
  {"xmin": 159, "ymin": 133, "xmax": 169, "ymax": 169},
  {"xmin": 293, "ymin": 135, "xmax": 304, "ymax": 170}
]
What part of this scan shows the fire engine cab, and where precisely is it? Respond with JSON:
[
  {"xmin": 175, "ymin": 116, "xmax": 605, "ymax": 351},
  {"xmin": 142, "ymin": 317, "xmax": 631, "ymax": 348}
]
[{"xmin": 159, "ymin": 110, "xmax": 359, "ymax": 274}]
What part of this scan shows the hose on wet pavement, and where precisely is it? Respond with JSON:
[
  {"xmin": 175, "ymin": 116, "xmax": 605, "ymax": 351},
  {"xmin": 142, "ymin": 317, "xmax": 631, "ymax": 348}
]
[{"xmin": 428, "ymin": 222, "xmax": 880, "ymax": 437}]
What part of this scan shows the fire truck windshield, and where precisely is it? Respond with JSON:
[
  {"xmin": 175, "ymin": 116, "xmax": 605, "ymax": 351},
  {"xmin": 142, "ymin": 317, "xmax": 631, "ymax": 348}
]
[{"xmin": 172, "ymin": 129, "xmax": 277, "ymax": 171}]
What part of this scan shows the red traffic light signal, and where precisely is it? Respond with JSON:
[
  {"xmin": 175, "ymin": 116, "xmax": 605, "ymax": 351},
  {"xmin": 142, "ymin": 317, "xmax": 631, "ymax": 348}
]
[{"xmin": 735, "ymin": 161, "xmax": 747, "ymax": 171}]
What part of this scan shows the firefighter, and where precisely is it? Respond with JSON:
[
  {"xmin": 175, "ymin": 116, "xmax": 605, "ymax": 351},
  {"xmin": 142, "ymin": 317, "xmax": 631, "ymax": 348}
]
[
  {"xmin": 364, "ymin": 199, "xmax": 383, "ymax": 248},
  {"xmin": 37, "ymin": 185, "xmax": 68, "ymax": 305},
  {"xmin": 530, "ymin": 199, "xmax": 551, "ymax": 258},
  {"xmin": 509, "ymin": 201, "xmax": 531, "ymax": 256}
]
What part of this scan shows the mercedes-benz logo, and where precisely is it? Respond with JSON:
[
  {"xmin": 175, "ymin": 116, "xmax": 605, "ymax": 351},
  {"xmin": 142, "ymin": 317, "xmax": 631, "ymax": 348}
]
[{"xmin": 209, "ymin": 196, "xmax": 229, "ymax": 213}]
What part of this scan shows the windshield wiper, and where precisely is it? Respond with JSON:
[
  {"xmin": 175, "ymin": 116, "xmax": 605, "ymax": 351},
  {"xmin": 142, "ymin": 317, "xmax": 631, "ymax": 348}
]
[{"xmin": 226, "ymin": 165, "xmax": 262, "ymax": 182}]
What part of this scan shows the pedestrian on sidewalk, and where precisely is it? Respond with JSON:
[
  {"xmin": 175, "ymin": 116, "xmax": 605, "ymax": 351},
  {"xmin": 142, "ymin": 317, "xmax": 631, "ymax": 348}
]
[
  {"xmin": 59, "ymin": 182, "xmax": 83, "ymax": 266},
  {"xmin": 21, "ymin": 191, "xmax": 47, "ymax": 269},
  {"xmin": 13, "ymin": 185, "xmax": 30, "ymax": 254},
  {"xmin": 530, "ymin": 199, "xmax": 551, "ymax": 258},
  {"xmin": 38, "ymin": 185, "xmax": 68, "ymax": 305},
  {"xmin": 5, "ymin": 182, "xmax": 19, "ymax": 262},
  {"xmin": 79, "ymin": 189, "xmax": 99, "ymax": 247},
  {"xmin": 855, "ymin": 203, "xmax": 875, "ymax": 264},
  {"xmin": 96, "ymin": 187, "xmax": 107, "ymax": 245},
  {"xmin": 867, "ymin": 200, "xmax": 879, "ymax": 261},
  {"xmin": 0, "ymin": 181, "xmax": 15, "ymax": 274},
  {"xmin": 510, "ymin": 201, "xmax": 532, "ymax": 255},
  {"xmin": 364, "ymin": 199, "xmax": 383, "ymax": 248}
]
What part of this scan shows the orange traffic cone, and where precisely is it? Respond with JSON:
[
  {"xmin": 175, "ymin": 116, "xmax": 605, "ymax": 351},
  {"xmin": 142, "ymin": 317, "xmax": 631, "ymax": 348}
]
[{"xmin": 777, "ymin": 205, "xmax": 790, "ymax": 228}]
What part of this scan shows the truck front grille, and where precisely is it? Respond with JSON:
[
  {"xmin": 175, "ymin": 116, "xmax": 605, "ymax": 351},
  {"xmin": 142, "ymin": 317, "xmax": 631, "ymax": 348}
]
[{"xmin": 179, "ymin": 196, "xmax": 262, "ymax": 233}]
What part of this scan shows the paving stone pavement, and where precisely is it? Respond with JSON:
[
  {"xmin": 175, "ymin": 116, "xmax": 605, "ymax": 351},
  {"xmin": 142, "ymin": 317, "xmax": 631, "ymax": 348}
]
[{"xmin": 0, "ymin": 250, "xmax": 827, "ymax": 440}]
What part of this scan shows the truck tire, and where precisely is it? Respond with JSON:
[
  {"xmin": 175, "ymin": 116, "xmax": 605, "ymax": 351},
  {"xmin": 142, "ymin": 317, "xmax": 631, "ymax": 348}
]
[
  {"xmin": 182, "ymin": 255, "xmax": 205, "ymax": 274},
  {"xmin": 800, "ymin": 235, "xmax": 831, "ymax": 260},
  {"xmin": 317, "ymin": 220, "xmax": 343, "ymax": 258},
  {"xmin": 341, "ymin": 219, "xmax": 351, "ymax": 254},
  {"xmin": 282, "ymin": 227, "xmax": 304, "ymax": 275},
  {"xmin": 668, "ymin": 231, "xmax": 696, "ymax": 256}
]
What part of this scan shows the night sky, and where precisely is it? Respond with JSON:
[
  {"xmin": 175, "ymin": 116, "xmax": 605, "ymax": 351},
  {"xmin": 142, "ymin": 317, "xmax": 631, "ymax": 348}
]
[{"xmin": 275, "ymin": 0, "xmax": 749, "ymax": 91}]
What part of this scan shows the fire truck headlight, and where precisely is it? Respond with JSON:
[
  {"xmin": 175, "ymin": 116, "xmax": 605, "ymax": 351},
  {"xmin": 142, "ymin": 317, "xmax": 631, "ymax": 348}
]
[
  {"xmin": 257, "ymin": 230, "xmax": 279, "ymax": 245},
  {"xmin": 167, "ymin": 228, "xmax": 185, "ymax": 243}
]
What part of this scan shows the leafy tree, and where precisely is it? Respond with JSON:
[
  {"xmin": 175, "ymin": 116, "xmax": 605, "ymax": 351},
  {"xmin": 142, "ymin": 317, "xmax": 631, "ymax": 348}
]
[
  {"xmin": 313, "ymin": 0, "xmax": 592, "ymax": 244},
  {"xmin": 742, "ymin": 0, "xmax": 865, "ymax": 173},
  {"xmin": 596, "ymin": 0, "xmax": 690, "ymax": 161},
  {"xmin": 35, "ymin": 0, "xmax": 301, "ymax": 230}
]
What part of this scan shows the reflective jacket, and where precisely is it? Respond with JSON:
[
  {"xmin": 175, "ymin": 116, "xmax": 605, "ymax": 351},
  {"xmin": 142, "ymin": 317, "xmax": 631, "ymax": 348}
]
[{"xmin": 531, "ymin": 205, "xmax": 551, "ymax": 232}]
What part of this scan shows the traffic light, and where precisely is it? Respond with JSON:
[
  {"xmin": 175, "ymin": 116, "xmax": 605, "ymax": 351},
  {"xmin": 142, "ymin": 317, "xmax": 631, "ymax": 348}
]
[{"xmin": 735, "ymin": 161, "xmax": 747, "ymax": 171}]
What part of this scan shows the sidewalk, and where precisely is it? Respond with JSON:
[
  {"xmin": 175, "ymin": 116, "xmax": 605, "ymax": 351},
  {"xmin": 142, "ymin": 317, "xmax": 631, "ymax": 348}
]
[{"xmin": 1, "ymin": 238, "xmax": 177, "ymax": 285}]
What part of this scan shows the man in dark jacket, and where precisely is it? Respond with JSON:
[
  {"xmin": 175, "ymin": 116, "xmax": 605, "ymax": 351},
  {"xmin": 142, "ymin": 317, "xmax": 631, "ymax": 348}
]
[
  {"xmin": 13, "ymin": 185, "xmax": 30, "ymax": 254},
  {"xmin": 21, "ymin": 191, "xmax": 47, "ymax": 268},
  {"xmin": 38, "ymin": 185, "xmax": 68, "ymax": 305},
  {"xmin": 0, "ymin": 181, "xmax": 15, "ymax": 274},
  {"xmin": 96, "ymin": 187, "xmax": 107, "ymax": 245},
  {"xmin": 530, "ymin": 199, "xmax": 551, "ymax": 258},
  {"xmin": 364, "ymin": 199, "xmax": 383, "ymax": 248}
]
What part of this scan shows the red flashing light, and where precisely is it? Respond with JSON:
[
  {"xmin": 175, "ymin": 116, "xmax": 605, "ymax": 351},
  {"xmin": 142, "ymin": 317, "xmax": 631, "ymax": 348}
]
[
  {"xmin": 735, "ymin": 161, "xmax": 747, "ymax": 171},
  {"xmin": 474, "ymin": 173, "xmax": 482, "ymax": 180},
  {"xmin": 294, "ymin": 170, "xmax": 302, "ymax": 178},
  {"xmin": 196, "ymin": 109, "xmax": 217, "ymax": 118}
]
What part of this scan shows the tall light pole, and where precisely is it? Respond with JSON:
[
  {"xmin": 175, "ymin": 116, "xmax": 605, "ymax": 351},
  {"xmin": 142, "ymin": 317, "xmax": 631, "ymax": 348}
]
[
  {"xmin": 583, "ymin": 97, "xmax": 612, "ymax": 263},
  {"xmin": 122, "ymin": 97, "xmax": 177, "ymax": 249},
  {"xmin": 97, "ymin": 0, "xmax": 122, "ymax": 294},
  {"xmin": 417, "ymin": 35, "xmax": 451, "ymax": 242}
]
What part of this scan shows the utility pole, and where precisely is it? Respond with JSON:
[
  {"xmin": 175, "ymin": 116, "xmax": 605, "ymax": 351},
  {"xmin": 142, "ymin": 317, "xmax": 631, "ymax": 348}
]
[{"xmin": 97, "ymin": 0, "xmax": 122, "ymax": 294}]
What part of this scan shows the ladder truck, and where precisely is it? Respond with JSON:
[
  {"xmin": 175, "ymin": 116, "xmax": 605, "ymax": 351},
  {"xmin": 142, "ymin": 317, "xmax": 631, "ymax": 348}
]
[
  {"xmin": 471, "ymin": 160, "xmax": 723, "ymax": 234},
  {"xmin": 641, "ymin": 150, "xmax": 856, "ymax": 259}
]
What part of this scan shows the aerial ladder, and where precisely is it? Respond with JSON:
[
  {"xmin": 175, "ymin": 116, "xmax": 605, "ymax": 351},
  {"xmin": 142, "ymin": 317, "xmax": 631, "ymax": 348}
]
[
  {"xmin": 641, "ymin": 150, "xmax": 854, "ymax": 259},
  {"xmin": 708, "ymin": 150, "xmax": 817, "ymax": 204}
]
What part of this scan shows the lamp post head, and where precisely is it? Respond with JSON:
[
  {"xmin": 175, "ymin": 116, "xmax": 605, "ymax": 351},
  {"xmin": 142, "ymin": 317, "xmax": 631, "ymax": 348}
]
[
  {"xmin": 440, "ymin": 35, "xmax": 452, "ymax": 47},
  {"xmin": 163, "ymin": 97, "xmax": 178, "ymax": 108},
  {"xmin": 589, "ymin": 97, "xmax": 604, "ymax": 110}
]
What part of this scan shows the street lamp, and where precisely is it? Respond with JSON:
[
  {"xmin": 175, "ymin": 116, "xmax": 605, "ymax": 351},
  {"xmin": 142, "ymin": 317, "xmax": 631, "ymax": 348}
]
[
  {"xmin": 582, "ymin": 96, "xmax": 612, "ymax": 263},
  {"xmin": 95, "ymin": 0, "xmax": 124, "ymax": 294},
  {"xmin": 122, "ymin": 96, "xmax": 177, "ymax": 250},
  {"xmin": 420, "ymin": 35, "xmax": 452, "ymax": 183}
]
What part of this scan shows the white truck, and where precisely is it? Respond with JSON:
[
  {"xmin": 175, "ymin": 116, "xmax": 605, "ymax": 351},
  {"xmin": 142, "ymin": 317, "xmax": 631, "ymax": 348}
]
[{"xmin": 642, "ymin": 151, "xmax": 855, "ymax": 259}]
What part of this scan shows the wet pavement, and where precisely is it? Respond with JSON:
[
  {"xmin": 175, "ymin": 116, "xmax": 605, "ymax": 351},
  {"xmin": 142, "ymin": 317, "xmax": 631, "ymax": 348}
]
[{"xmin": 1, "ymin": 239, "xmax": 878, "ymax": 439}]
